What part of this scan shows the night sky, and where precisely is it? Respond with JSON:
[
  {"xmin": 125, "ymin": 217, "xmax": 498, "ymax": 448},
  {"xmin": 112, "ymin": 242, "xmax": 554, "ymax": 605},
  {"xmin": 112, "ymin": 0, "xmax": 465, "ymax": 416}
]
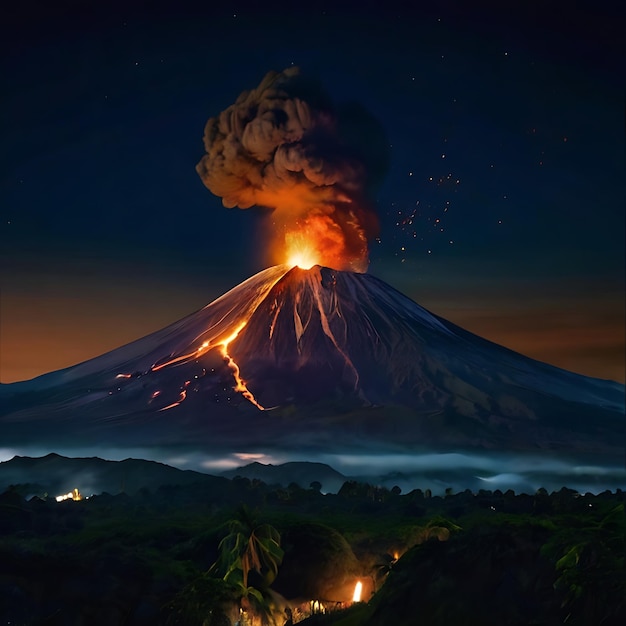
[{"xmin": 1, "ymin": 0, "xmax": 624, "ymax": 385}]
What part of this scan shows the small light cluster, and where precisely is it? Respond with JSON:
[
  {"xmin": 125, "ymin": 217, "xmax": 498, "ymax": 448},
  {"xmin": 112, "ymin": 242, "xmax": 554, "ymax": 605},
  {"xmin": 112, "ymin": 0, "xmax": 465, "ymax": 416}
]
[{"xmin": 55, "ymin": 488, "xmax": 82, "ymax": 502}]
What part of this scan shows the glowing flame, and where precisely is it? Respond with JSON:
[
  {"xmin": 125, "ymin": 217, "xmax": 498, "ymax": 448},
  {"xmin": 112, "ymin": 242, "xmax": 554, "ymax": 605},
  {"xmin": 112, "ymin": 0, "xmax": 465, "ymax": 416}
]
[
  {"xmin": 352, "ymin": 580, "xmax": 363, "ymax": 602},
  {"xmin": 282, "ymin": 213, "xmax": 365, "ymax": 271},
  {"xmin": 286, "ymin": 245, "xmax": 319, "ymax": 270},
  {"xmin": 284, "ymin": 230, "xmax": 320, "ymax": 269}
]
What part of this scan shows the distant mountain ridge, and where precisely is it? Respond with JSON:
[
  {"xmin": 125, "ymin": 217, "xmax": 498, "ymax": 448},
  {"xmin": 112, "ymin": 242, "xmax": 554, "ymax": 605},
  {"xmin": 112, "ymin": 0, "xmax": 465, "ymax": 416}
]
[
  {"xmin": 0, "ymin": 454, "xmax": 353, "ymax": 497},
  {"xmin": 0, "ymin": 453, "xmax": 227, "ymax": 497}
]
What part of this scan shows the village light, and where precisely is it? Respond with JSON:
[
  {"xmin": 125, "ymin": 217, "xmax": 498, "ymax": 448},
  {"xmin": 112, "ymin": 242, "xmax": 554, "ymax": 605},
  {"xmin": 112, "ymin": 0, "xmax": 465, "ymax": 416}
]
[{"xmin": 54, "ymin": 488, "xmax": 82, "ymax": 502}]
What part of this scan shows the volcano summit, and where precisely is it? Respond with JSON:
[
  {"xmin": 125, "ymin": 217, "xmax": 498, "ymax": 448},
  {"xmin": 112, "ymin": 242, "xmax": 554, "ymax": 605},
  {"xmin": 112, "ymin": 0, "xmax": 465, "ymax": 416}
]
[{"xmin": 1, "ymin": 265, "xmax": 624, "ymax": 491}]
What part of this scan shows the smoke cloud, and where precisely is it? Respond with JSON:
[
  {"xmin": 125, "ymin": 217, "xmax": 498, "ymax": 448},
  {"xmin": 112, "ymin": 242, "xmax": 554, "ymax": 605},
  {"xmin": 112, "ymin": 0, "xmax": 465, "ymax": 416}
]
[{"xmin": 196, "ymin": 67, "xmax": 388, "ymax": 271}]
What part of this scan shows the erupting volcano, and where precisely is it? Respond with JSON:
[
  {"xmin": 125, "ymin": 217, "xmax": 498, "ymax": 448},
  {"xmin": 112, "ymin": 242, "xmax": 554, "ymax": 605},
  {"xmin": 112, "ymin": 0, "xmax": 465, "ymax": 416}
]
[
  {"xmin": 1, "ymin": 263, "xmax": 623, "ymax": 471},
  {"xmin": 1, "ymin": 68, "xmax": 623, "ymax": 492}
]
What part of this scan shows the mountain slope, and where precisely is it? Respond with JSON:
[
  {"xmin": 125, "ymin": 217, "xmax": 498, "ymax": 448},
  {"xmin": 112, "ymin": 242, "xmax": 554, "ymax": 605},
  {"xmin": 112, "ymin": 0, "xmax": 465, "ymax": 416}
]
[{"xmin": 1, "ymin": 265, "xmax": 623, "ymax": 463}]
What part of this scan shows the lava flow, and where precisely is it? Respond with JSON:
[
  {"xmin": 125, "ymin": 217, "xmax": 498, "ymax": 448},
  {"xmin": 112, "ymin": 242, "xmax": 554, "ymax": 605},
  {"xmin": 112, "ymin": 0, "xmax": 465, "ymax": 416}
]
[
  {"xmin": 150, "ymin": 320, "xmax": 267, "ymax": 411},
  {"xmin": 114, "ymin": 267, "xmax": 289, "ymax": 411},
  {"xmin": 217, "ymin": 323, "xmax": 265, "ymax": 410}
]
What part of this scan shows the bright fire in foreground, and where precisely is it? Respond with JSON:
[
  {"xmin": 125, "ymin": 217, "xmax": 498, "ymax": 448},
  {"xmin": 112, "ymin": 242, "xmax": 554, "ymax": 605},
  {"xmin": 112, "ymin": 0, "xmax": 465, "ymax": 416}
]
[{"xmin": 352, "ymin": 580, "xmax": 363, "ymax": 602}]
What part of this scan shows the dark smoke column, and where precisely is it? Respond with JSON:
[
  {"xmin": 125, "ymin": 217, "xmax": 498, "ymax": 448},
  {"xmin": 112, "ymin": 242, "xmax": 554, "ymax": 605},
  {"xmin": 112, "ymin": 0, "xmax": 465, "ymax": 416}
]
[{"xmin": 196, "ymin": 67, "xmax": 388, "ymax": 272}]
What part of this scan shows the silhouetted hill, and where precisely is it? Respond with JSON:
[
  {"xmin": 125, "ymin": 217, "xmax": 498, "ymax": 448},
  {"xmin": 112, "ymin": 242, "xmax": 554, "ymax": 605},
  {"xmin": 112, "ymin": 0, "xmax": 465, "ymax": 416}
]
[
  {"xmin": 220, "ymin": 461, "xmax": 347, "ymax": 492},
  {"xmin": 0, "ymin": 453, "xmax": 228, "ymax": 497}
]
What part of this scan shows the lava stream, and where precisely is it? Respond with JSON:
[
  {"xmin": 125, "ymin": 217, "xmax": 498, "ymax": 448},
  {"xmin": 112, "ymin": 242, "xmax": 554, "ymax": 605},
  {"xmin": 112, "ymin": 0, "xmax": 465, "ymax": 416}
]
[
  {"xmin": 159, "ymin": 381, "xmax": 190, "ymax": 412},
  {"xmin": 218, "ymin": 323, "xmax": 265, "ymax": 410}
]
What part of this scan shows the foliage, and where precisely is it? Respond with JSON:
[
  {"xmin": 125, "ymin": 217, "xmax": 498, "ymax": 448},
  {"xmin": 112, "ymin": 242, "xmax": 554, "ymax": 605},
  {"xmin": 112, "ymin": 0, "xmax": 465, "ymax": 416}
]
[
  {"xmin": 208, "ymin": 505, "xmax": 284, "ymax": 624},
  {"xmin": 542, "ymin": 503, "xmax": 625, "ymax": 624},
  {"xmin": 273, "ymin": 521, "xmax": 360, "ymax": 599},
  {"xmin": 1, "ymin": 482, "xmax": 625, "ymax": 625},
  {"xmin": 167, "ymin": 574, "xmax": 238, "ymax": 626},
  {"xmin": 410, "ymin": 515, "xmax": 462, "ymax": 544},
  {"xmin": 209, "ymin": 505, "xmax": 284, "ymax": 590}
]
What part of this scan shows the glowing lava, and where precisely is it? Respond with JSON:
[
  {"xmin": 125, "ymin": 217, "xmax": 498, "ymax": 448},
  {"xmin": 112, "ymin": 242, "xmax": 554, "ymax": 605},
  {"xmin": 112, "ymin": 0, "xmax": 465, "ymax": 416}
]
[
  {"xmin": 286, "ymin": 246, "xmax": 318, "ymax": 270},
  {"xmin": 218, "ymin": 323, "xmax": 266, "ymax": 411},
  {"xmin": 149, "ymin": 324, "xmax": 265, "ymax": 411},
  {"xmin": 283, "ymin": 214, "xmax": 356, "ymax": 271},
  {"xmin": 284, "ymin": 227, "xmax": 321, "ymax": 269},
  {"xmin": 159, "ymin": 380, "xmax": 190, "ymax": 412}
]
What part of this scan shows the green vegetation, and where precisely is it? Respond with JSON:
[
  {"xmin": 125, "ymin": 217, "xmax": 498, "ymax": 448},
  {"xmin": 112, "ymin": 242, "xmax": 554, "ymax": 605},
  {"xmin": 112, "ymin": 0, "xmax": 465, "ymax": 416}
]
[
  {"xmin": 0, "ymin": 482, "xmax": 623, "ymax": 625},
  {"xmin": 206, "ymin": 505, "xmax": 284, "ymax": 623}
]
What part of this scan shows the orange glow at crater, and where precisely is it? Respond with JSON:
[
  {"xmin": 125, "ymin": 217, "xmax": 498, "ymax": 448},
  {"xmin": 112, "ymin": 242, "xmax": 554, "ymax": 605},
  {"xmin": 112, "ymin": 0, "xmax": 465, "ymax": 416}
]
[
  {"xmin": 282, "ymin": 213, "xmax": 365, "ymax": 271},
  {"xmin": 285, "ymin": 236, "xmax": 320, "ymax": 270}
]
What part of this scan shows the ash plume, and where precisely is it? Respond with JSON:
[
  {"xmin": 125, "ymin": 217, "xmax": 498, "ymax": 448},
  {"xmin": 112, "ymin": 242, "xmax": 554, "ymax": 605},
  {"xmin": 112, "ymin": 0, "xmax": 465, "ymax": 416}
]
[{"xmin": 196, "ymin": 67, "xmax": 388, "ymax": 271}]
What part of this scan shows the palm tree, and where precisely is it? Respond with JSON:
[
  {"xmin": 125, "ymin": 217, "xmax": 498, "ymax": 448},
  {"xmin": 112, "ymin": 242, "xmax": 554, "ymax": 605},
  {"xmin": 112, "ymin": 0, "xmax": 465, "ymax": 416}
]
[{"xmin": 209, "ymin": 505, "xmax": 284, "ymax": 624}]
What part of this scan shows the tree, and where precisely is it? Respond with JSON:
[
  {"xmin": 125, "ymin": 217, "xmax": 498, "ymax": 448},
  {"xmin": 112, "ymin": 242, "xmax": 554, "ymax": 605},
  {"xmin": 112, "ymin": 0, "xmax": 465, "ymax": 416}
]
[
  {"xmin": 546, "ymin": 503, "xmax": 625, "ymax": 624},
  {"xmin": 209, "ymin": 505, "xmax": 284, "ymax": 624},
  {"xmin": 167, "ymin": 575, "xmax": 238, "ymax": 626}
]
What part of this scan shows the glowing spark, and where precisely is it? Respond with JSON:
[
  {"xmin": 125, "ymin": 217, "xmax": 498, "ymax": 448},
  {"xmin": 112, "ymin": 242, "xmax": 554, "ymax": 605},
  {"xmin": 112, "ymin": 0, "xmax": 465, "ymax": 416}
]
[{"xmin": 352, "ymin": 581, "xmax": 363, "ymax": 602}]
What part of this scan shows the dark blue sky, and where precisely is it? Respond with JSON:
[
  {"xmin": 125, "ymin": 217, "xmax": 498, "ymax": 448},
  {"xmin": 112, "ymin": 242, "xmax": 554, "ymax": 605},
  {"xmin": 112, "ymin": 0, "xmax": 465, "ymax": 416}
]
[{"xmin": 1, "ymin": 0, "xmax": 624, "ymax": 383}]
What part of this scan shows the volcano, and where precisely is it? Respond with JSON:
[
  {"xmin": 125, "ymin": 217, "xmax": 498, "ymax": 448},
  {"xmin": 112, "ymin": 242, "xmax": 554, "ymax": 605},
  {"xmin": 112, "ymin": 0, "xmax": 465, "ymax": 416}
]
[{"xmin": 1, "ymin": 265, "xmax": 624, "ymax": 485}]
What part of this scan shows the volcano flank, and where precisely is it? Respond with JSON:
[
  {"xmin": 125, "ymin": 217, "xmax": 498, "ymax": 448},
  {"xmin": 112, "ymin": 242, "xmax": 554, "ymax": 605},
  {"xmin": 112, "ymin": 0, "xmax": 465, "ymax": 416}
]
[{"xmin": 1, "ymin": 266, "xmax": 624, "ymax": 480}]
